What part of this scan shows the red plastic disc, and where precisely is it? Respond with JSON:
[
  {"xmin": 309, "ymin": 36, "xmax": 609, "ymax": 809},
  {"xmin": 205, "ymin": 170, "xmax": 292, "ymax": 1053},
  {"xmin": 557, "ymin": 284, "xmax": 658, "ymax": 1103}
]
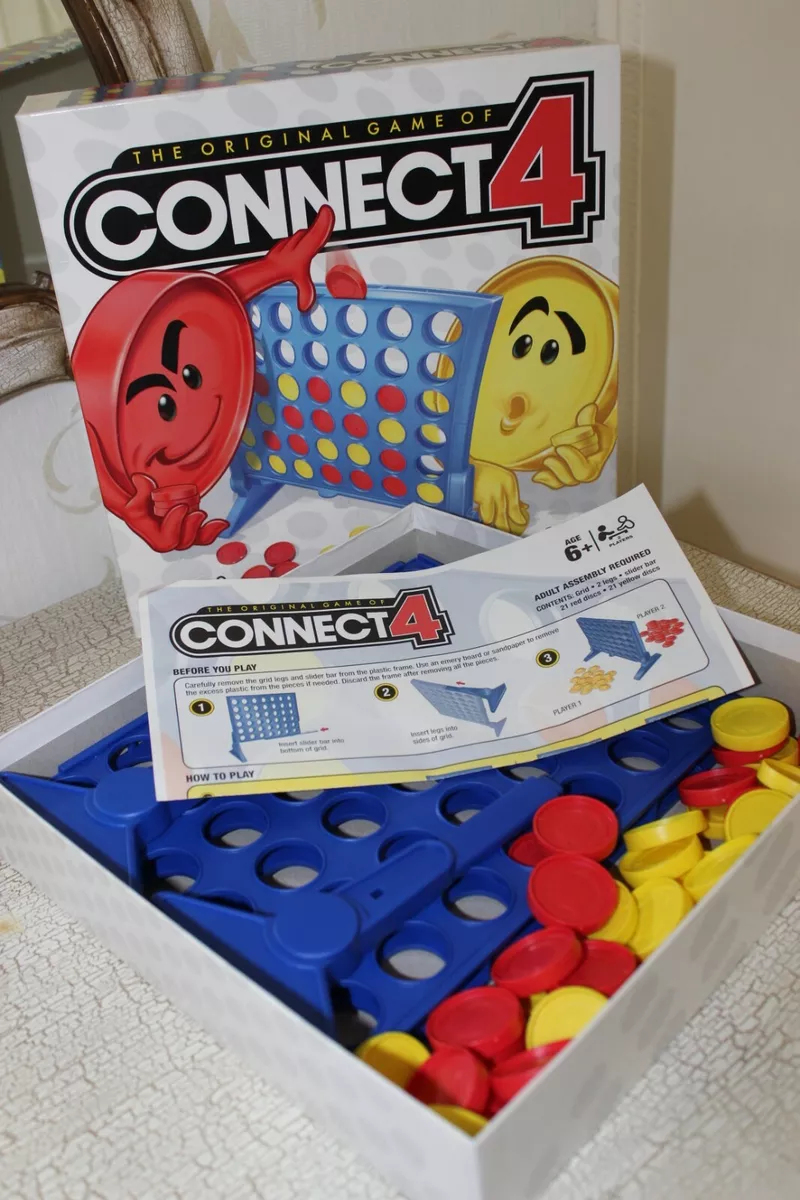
[
  {"xmin": 343, "ymin": 413, "xmax": 368, "ymax": 438},
  {"xmin": 406, "ymin": 1047, "xmax": 489, "ymax": 1113},
  {"xmin": 254, "ymin": 373, "xmax": 270, "ymax": 396},
  {"xmin": 283, "ymin": 406, "xmax": 304, "ymax": 429},
  {"xmin": 380, "ymin": 448, "xmax": 406, "ymax": 471},
  {"xmin": 264, "ymin": 541, "xmax": 296, "ymax": 567},
  {"xmin": 351, "ymin": 470, "xmax": 373, "ymax": 491},
  {"xmin": 713, "ymin": 741, "xmax": 785, "ymax": 767},
  {"xmin": 312, "ymin": 410, "xmax": 335, "ymax": 433},
  {"xmin": 490, "ymin": 927, "xmax": 583, "ymax": 996},
  {"xmin": 507, "ymin": 832, "xmax": 547, "ymax": 867},
  {"xmin": 216, "ymin": 541, "xmax": 247, "ymax": 566},
  {"xmin": 678, "ymin": 765, "xmax": 758, "ymax": 808},
  {"xmin": 532, "ymin": 795, "xmax": 619, "ymax": 861},
  {"xmin": 242, "ymin": 565, "xmax": 271, "ymax": 578},
  {"xmin": 382, "ymin": 476, "xmax": 408, "ymax": 498},
  {"xmin": 263, "ymin": 431, "xmax": 281, "ymax": 451},
  {"xmin": 271, "ymin": 561, "xmax": 298, "ymax": 577},
  {"xmin": 320, "ymin": 463, "xmax": 342, "ymax": 484},
  {"xmin": 489, "ymin": 1042, "xmax": 569, "ymax": 1104},
  {"xmin": 307, "ymin": 376, "xmax": 331, "ymax": 403},
  {"xmin": 426, "ymin": 986, "xmax": 525, "ymax": 1063},
  {"xmin": 527, "ymin": 854, "xmax": 618, "ymax": 934},
  {"xmin": 561, "ymin": 939, "xmax": 637, "ymax": 996},
  {"xmin": 377, "ymin": 385, "xmax": 406, "ymax": 412}
]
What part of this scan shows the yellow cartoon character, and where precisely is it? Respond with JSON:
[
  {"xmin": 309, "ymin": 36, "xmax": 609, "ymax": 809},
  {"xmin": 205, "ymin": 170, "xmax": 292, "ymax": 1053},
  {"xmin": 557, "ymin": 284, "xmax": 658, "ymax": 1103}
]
[{"xmin": 469, "ymin": 256, "xmax": 619, "ymax": 534}]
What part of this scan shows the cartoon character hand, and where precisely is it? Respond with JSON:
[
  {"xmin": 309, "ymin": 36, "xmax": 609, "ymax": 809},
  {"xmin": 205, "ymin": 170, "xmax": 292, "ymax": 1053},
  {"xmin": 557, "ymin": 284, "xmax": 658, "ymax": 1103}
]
[
  {"xmin": 472, "ymin": 460, "xmax": 529, "ymax": 534},
  {"xmin": 533, "ymin": 403, "xmax": 617, "ymax": 489},
  {"xmin": 123, "ymin": 475, "xmax": 229, "ymax": 552}
]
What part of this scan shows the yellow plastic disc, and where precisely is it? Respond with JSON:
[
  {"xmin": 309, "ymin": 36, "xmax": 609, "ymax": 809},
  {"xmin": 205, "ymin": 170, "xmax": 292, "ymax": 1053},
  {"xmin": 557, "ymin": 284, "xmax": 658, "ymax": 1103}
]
[
  {"xmin": 347, "ymin": 443, "xmax": 370, "ymax": 465},
  {"xmin": 293, "ymin": 459, "xmax": 313, "ymax": 479},
  {"xmin": 588, "ymin": 880, "xmax": 638, "ymax": 945},
  {"xmin": 682, "ymin": 835, "xmax": 757, "ymax": 901},
  {"xmin": 341, "ymin": 380, "xmax": 366, "ymax": 407},
  {"xmin": 378, "ymin": 417, "xmax": 406, "ymax": 444},
  {"xmin": 417, "ymin": 482, "xmax": 444, "ymax": 505},
  {"xmin": 757, "ymin": 758, "xmax": 800, "ymax": 796},
  {"xmin": 525, "ymin": 986, "xmax": 606, "ymax": 1048},
  {"xmin": 316, "ymin": 438, "xmax": 339, "ymax": 460},
  {"xmin": 257, "ymin": 401, "xmax": 275, "ymax": 425},
  {"xmin": 348, "ymin": 525, "xmax": 371, "ymax": 538},
  {"xmin": 774, "ymin": 736, "xmax": 799, "ymax": 766},
  {"xmin": 241, "ymin": 428, "xmax": 256, "ymax": 447},
  {"xmin": 703, "ymin": 808, "xmax": 728, "ymax": 841},
  {"xmin": 355, "ymin": 1031, "xmax": 430, "ymax": 1088},
  {"xmin": 723, "ymin": 788, "xmax": 790, "ymax": 840},
  {"xmin": 624, "ymin": 808, "xmax": 707, "ymax": 851},
  {"xmin": 619, "ymin": 835, "xmax": 704, "ymax": 888},
  {"xmin": 267, "ymin": 454, "xmax": 286, "ymax": 475},
  {"xmin": 430, "ymin": 1105, "xmax": 487, "ymax": 1135},
  {"xmin": 529, "ymin": 992, "xmax": 548, "ymax": 1013},
  {"xmin": 629, "ymin": 878, "xmax": 694, "ymax": 959},
  {"xmin": 710, "ymin": 697, "xmax": 790, "ymax": 753},
  {"xmin": 245, "ymin": 451, "xmax": 262, "ymax": 471},
  {"xmin": 277, "ymin": 372, "xmax": 300, "ymax": 400}
]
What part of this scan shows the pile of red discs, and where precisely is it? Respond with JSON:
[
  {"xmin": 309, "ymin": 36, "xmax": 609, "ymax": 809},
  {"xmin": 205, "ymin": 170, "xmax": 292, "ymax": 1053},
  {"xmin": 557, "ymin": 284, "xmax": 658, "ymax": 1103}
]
[{"xmin": 389, "ymin": 795, "xmax": 638, "ymax": 1123}]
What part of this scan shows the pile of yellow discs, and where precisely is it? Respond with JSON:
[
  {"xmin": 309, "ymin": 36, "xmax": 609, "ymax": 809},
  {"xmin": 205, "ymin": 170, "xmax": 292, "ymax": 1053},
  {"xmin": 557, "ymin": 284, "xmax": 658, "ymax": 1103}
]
[{"xmin": 570, "ymin": 666, "xmax": 617, "ymax": 694}]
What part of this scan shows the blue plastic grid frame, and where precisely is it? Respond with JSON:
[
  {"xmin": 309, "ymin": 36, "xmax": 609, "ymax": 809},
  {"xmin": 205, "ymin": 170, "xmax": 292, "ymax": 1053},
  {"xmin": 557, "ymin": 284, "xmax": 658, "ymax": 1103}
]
[
  {"xmin": 223, "ymin": 284, "xmax": 502, "ymax": 535},
  {"xmin": 411, "ymin": 679, "xmax": 507, "ymax": 736},
  {"xmin": 228, "ymin": 693, "xmax": 301, "ymax": 762},
  {"xmin": 577, "ymin": 615, "xmax": 662, "ymax": 681}
]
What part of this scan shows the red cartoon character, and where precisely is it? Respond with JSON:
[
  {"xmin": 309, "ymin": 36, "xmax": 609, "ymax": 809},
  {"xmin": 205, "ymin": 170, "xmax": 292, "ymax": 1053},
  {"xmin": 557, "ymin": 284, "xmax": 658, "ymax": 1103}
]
[{"xmin": 72, "ymin": 206, "xmax": 335, "ymax": 552}]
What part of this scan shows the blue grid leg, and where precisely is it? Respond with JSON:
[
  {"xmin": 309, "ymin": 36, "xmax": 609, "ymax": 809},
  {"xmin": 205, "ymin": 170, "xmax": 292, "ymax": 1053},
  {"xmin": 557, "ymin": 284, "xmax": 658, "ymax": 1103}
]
[
  {"xmin": 634, "ymin": 652, "xmax": 662, "ymax": 681},
  {"xmin": 230, "ymin": 736, "xmax": 246, "ymax": 763},
  {"xmin": 486, "ymin": 684, "xmax": 507, "ymax": 713},
  {"xmin": 222, "ymin": 481, "xmax": 283, "ymax": 538},
  {"xmin": 491, "ymin": 718, "xmax": 507, "ymax": 737},
  {"xmin": 583, "ymin": 649, "xmax": 601, "ymax": 662}
]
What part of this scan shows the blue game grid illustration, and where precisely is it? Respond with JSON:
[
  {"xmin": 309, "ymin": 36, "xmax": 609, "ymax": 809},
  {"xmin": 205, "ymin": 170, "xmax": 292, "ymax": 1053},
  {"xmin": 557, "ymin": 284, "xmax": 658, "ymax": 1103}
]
[
  {"xmin": 228, "ymin": 692, "xmax": 301, "ymax": 762},
  {"xmin": 222, "ymin": 284, "xmax": 502, "ymax": 535},
  {"xmin": 411, "ymin": 679, "xmax": 508, "ymax": 737},
  {"xmin": 577, "ymin": 616, "xmax": 662, "ymax": 681}
]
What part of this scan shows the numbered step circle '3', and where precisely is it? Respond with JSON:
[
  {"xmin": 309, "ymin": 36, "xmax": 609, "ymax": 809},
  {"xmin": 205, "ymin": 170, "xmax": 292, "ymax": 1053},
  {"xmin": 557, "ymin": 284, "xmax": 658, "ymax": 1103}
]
[{"xmin": 224, "ymin": 285, "xmax": 502, "ymax": 534}]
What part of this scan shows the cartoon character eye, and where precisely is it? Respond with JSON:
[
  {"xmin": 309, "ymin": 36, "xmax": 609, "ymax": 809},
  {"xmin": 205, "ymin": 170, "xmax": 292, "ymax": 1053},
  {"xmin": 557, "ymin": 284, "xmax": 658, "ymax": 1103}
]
[
  {"xmin": 541, "ymin": 339, "xmax": 559, "ymax": 365},
  {"xmin": 182, "ymin": 363, "xmax": 202, "ymax": 389},
  {"xmin": 158, "ymin": 394, "xmax": 177, "ymax": 421},
  {"xmin": 512, "ymin": 334, "xmax": 533, "ymax": 359}
]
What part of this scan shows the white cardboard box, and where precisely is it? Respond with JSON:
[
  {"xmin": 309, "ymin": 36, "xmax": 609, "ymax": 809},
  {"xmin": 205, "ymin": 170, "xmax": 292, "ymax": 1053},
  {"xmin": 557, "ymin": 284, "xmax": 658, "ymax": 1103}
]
[{"xmin": 1, "ymin": 605, "xmax": 799, "ymax": 1200}]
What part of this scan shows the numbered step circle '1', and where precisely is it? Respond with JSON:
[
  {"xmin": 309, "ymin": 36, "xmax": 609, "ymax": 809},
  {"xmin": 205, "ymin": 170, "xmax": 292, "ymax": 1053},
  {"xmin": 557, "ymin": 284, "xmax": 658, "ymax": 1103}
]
[{"xmin": 224, "ymin": 284, "xmax": 502, "ymax": 533}]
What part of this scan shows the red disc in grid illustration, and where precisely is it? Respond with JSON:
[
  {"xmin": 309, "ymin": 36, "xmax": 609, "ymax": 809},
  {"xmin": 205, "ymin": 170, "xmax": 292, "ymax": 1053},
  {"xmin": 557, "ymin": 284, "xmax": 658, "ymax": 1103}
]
[
  {"xmin": 380, "ymin": 449, "xmax": 406, "ymax": 471},
  {"xmin": 382, "ymin": 476, "xmax": 407, "ymax": 498},
  {"xmin": 321, "ymin": 464, "xmax": 342, "ymax": 484},
  {"xmin": 263, "ymin": 431, "xmax": 281, "ymax": 451},
  {"xmin": 287, "ymin": 434, "xmax": 308, "ymax": 455},
  {"xmin": 344, "ymin": 413, "xmax": 368, "ymax": 438},
  {"xmin": 312, "ymin": 410, "xmax": 335, "ymax": 433},
  {"xmin": 272, "ymin": 562, "xmax": 298, "ymax": 576},
  {"xmin": 254, "ymin": 373, "xmax": 270, "ymax": 396},
  {"xmin": 351, "ymin": 470, "xmax": 373, "ymax": 490},
  {"xmin": 307, "ymin": 376, "xmax": 331, "ymax": 402},
  {"xmin": 242, "ymin": 565, "xmax": 271, "ymax": 578},
  {"xmin": 283, "ymin": 406, "xmax": 304, "ymax": 429},
  {"xmin": 377, "ymin": 385, "xmax": 406, "ymax": 412}
]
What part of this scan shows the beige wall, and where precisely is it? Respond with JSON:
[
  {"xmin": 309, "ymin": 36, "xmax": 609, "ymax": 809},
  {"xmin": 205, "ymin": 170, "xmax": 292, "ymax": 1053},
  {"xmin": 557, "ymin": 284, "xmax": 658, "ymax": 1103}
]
[
  {"xmin": 618, "ymin": 0, "xmax": 800, "ymax": 586},
  {"xmin": 0, "ymin": 0, "xmax": 71, "ymax": 51}
]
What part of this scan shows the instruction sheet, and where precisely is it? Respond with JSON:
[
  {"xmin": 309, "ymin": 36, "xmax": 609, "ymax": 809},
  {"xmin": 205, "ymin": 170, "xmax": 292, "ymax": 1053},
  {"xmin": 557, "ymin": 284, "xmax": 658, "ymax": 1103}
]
[{"xmin": 141, "ymin": 487, "xmax": 753, "ymax": 800}]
